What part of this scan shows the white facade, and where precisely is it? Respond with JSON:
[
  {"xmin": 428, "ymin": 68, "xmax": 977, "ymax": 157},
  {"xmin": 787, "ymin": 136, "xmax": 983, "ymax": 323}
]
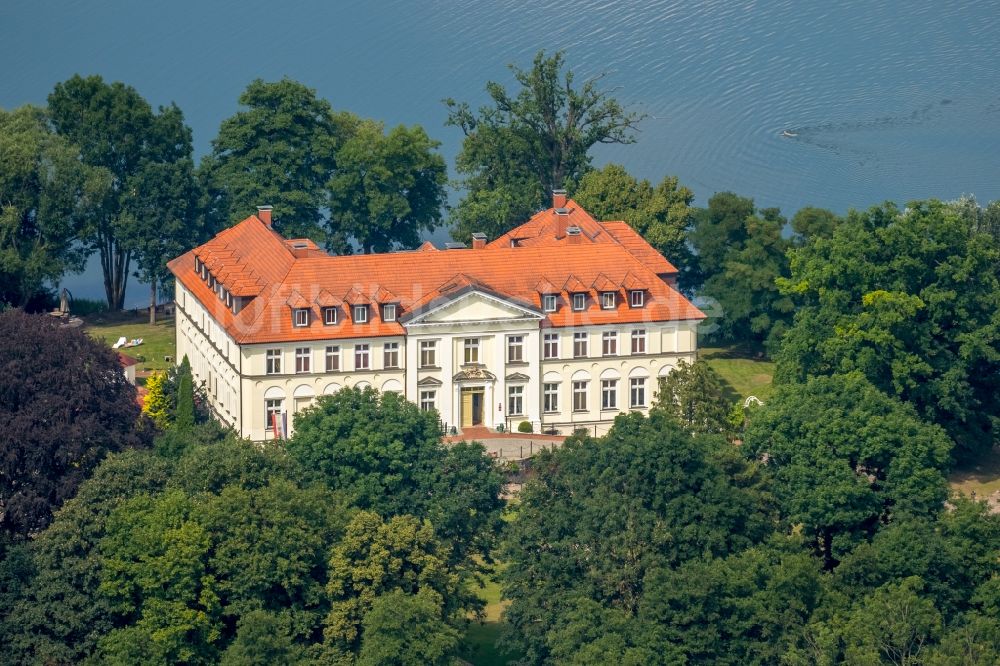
[{"xmin": 176, "ymin": 281, "xmax": 698, "ymax": 441}]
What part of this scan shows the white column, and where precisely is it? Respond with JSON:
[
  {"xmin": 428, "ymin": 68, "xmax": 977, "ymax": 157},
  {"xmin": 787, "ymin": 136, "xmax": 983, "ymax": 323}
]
[{"xmin": 404, "ymin": 332, "xmax": 418, "ymax": 400}]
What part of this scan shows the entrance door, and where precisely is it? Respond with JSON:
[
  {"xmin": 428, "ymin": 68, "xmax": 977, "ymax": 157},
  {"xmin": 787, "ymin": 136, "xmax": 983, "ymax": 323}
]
[{"xmin": 461, "ymin": 387, "xmax": 484, "ymax": 427}]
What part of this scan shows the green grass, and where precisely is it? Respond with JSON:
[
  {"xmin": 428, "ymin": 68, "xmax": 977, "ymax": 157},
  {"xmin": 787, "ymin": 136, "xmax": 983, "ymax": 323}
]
[
  {"xmin": 458, "ymin": 564, "xmax": 522, "ymax": 666},
  {"xmin": 949, "ymin": 446, "xmax": 1000, "ymax": 497},
  {"xmin": 700, "ymin": 345, "xmax": 776, "ymax": 403},
  {"xmin": 84, "ymin": 313, "xmax": 176, "ymax": 376}
]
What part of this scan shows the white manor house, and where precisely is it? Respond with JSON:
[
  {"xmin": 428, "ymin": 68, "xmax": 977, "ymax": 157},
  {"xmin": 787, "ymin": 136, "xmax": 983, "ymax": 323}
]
[{"xmin": 168, "ymin": 192, "xmax": 705, "ymax": 440}]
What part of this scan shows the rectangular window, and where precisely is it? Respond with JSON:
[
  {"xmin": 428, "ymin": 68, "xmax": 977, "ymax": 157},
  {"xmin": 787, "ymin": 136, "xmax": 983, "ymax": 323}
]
[
  {"xmin": 542, "ymin": 294, "xmax": 557, "ymax": 312},
  {"xmin": 601, "ymin": 292, "xmax": 616, "ymax": 309},
  {"xmin": 383, "ymin": 342, "xmax": 399, "ymax": 368},
  {"xmin": 420, "ymin": 390, "xmax": 436, "ymax": 412},
  {"xmin": 225, "ymin": 291, "xmax": 232, "ymax": 309},
  {"xmin": 353, "ymin": 304, "xmax": 368, "ymax": 323},
  {"xmin": 543, "ymin": 332, "xmax": 559, "ymax": 359},
  {"xmin": 572, "ymin": 293, "xmax": 586, "ymax": 311},
  {"xmin": 265, "ymin": 349, "xmax": 281, "ymax": 374},
  {"xmin": 601, "ymin": 379, "xmax": 618, "ymax": 410},
  {"xmin": 324, "ymin": 307, "xmax": 338, "ymax": 325},
  {"xmin": 631, "ymin": 329, "xmax": 647, "ymax": 354},
  {"xmin": 383, "ymin": 304, "xmax": 397, "ymax": 322},
  {"xmin": 631, "ymin": 290, "xmax": 644, "ymax": 308},
  {"xmin": 508, "ymin": 385, "xmax": 524, "ymax": 416},
  {"xmin": 265, "ymin": 398, "xmax": 283, "ymax": 431},
  {"xmin": 325, "ymin": 345, "xmax": 340, "ymax": 372},
  {"xmin": 543, "ymin": 383, "xmax": 559, "ymax": 413},
  {"xmin": 573, "ymin": 381, "xmax": 589, "ymax": 411},
  {"xmin": 602, "ymin": 331, "xmax": 618, "ymax": 356},
  {"xmin": 507, "ymin": 335, "xmax": 524, "ymax": 363},
  {"xmin": 630, "ymin": 377, "xmax": 647, "ymax": 408},
  {"xmin": 295, "ymin": 347, "xmax": 311, "ymax": 373},
  {"xmin": 464, "ymin": 338, "xmax": 480, "ymax": 364},
  {"xmin": 293, "ymin": 308, "xmax": 309, "ymax": 327},
  {"xmin": 420, "ymin": 340, "xmax": 437, "ymax": 367},
  {"xmin": 573, "ymin": 332, "xmax": 588, "ymax": 358},
  {"xmin": 355, "ymin": 344, "xmax": 370, "ymax": 370}
]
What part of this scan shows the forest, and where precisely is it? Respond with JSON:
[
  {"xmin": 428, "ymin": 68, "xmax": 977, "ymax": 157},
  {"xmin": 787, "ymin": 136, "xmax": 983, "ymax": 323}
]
[{"xmin": 1, "ymin": 51, "xmax": 999, "ymax": 664}]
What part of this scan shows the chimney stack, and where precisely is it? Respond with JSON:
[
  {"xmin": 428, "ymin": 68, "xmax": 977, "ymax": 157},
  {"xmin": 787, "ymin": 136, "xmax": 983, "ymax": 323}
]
[
  {"xmin": 552, "ymin": 189, "xmax": 567, "ymax": 209},
  {"xmin": 471, "ymin": 232, "xmax": 487, "ymax": 250},
  {"xmin": 257, "ymin": 205, "xmax": 273, "ymax": 228}
]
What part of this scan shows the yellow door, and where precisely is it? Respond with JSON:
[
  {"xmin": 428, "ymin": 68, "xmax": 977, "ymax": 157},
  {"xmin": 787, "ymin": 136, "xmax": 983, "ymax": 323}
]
[{"xmin": 461, "ymin": 389, "xmax": 474, "ymax": 428}]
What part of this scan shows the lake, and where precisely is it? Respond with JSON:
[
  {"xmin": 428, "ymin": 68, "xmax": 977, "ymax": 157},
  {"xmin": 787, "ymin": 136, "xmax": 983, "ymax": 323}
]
[{"xmin": 3, "ymin": 0, "xmax": 998, "ymax": 307}]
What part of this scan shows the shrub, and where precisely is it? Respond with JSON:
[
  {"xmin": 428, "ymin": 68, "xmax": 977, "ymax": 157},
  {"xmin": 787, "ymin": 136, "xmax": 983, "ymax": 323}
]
[{"xmin": 518, "ymin": 421, "xmax": 533, "ymax": 434}]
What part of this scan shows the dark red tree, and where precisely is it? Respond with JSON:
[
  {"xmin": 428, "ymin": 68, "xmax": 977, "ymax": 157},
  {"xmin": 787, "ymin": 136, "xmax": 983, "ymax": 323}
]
[{"xmin": 0, "ymin": 310, "xmax": 149, "ymax": 538}]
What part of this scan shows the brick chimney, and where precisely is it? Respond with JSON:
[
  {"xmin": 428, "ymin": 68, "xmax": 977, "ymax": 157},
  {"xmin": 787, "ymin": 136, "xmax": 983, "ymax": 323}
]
[
  {"xmin": 552, "ymin": 189, "xmax": 567, "ymax": 209},
  {"xmin": 257, "ymin": 205, "xmax": 273, "ymax": 228},
  {"xmin": 471, "ymin": 232, "xmax": 487, "ymax": 249}
]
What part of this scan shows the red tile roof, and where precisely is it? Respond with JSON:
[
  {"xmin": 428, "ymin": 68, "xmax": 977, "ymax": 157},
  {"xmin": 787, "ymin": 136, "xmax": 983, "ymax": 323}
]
[{"xmin": 168, "ymin": 202, "xmax": 704, "ymax": 345}]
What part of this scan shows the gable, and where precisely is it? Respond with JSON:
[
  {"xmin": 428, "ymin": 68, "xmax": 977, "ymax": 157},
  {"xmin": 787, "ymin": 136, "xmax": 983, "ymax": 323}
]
[{"xmin": 405, "ymin": 290, "xmax": 542, "ymax": 326}]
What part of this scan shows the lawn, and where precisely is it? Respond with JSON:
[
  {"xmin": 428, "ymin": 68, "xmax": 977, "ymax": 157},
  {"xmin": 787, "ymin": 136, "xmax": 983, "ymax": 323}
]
[
  {"xmin": 458, "ymin": 564, "xmax": 522, "ymax": 666},
  {"xmin": 84, "ymin": 313, "xmax": 176, "ymax": 377},
  {"xmin": 699, "ymin": 345, "xmax": 776, "ymax": 403},
  {"xmin": 949, "ymin": 446, "xmax": 1000, "ymax": 497}
]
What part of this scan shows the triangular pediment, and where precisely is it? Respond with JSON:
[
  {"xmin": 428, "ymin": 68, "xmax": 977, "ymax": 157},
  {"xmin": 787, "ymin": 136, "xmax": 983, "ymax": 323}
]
[
  {"xmin": 417, "ymin": 376, "xmax": 443, "ymax": 386},
  {"xmin": 402, "ymin": 289, "xmax": 542, "ymax": 326},
  {"xmin": 505, "ymin": 372, "xmax": 530, "ymax": 382}
]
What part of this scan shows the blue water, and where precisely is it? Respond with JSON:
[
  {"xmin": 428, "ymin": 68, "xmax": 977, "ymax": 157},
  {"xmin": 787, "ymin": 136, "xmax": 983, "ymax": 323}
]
[{"xmin": 3, "ymin": 0, "xmax": 998, "ymax": 307}]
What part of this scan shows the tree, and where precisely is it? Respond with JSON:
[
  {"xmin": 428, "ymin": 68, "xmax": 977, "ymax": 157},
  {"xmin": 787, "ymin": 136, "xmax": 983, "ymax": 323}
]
[
  {"xmin": 357, "ymin": 589, "xmax": 462, "ymax": 666},
  {"xmin": 327, "ymin": 121, "xmax": 448, "ymax": 254},
  {"xmin": 202, "ymin": 78, "xmax": 350, "ymax": 241},
  {"xmin": 323, "ymin": 511, "xmax": 462, "ymax": 659},
  {"xmin": 3, "ymin": 449, "xmax": 170, "ymax": 664},
  {"xmin": 47, "ymin": 75, "xmax": 195, "ymax": 310},
  {"xmin": 573, "ymin": 164, "xmax": 698, "ymax": 291},
  {"xmin": 790, "ymin": 206, "xmax": 840, "ymax": 245},
  {"xmin": 124, "ymin": 157, "xmax": 206, "ymax": 323},
  {"xmin": 696, "ymin": 201, "xmax": 794, "ymax": 350},
  {"xmin": 0, "ymin": 310, "xmax": 148, "ymax": 538},
  {"xmin": 744, "ymin": 374, "xmax": 951, "ymax": 569},
  {"xmin": 173, "ymin": 361, "xmax": 195, "ymax": 431},
  {"xmin": 689, "ymin": 191, "xmax": 756, "ymax": 283},
  {"xmin": 501, "ymin": 412, "xmax": 773, "ymax": 663},
  {"xmin": 0, "ymin": 106, "xmax": 102, "ymax": 308},
  {"xmin": 651, "ymin": 359, "xmax": 732, "ymax": 435},
  {"xmin": 446, "ymin": 50, "xmax": 643, "ymax": 241},
  {"xmin": 775, "ymin": 199, "xmax": 1000, "ymax": 460},
  {"xmin": 142, "ymin": 371, "xmax": 172, "ymax": 429},
  {"xmin": 287, "ymin": 387, "xmax": 504, "ymax": 563}
]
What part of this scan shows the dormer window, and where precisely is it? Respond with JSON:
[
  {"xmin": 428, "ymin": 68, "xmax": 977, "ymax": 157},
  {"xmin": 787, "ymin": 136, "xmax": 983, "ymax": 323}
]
[
  {"xmin": 293, "ymin": 308, "xmax": 309, "ymax": 327},
  {"xmin": 225, "ymin": 290, "xmax": 232, "ymax": 309},
  {"xmin": 353, "ymin": 304, "xmax": 368, "ymax": 323},
  {"xmin": 543, "ymin": 294, "xmax": 557, "ymax": 312},
  {"xmin": 630, "ymin": 290, "xmax": 644, "ymax": 308},
  {"xmin": 323, "ymin": 307, "xmax": 338, "ymax": 325},
  {"xmin": 572, "ymin": 293, "xmax": 586, "ymax": 311},
  {"xmin": 383, "ymin": 304, "xmax": 397, "ymax": 322},
  {"xmin": 194, "ymin": 257, "xmax": 202, "ymax": 274},
  {"xmin": 601, "ymin": 292, "xmax": 616, "ymax": 310}
]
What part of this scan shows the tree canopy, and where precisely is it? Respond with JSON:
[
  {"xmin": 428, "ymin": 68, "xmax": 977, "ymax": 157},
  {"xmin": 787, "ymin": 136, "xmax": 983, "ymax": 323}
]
[
  {"xmin": 0, "ymin": 310, "xmax": 148, "ymax": 539},
  {"xmin": 775, "ymin": 199, "xmax": 1000, "ymax": 460},
  {"xmin": 446, "ymin": 50, "xmax": 643, "ymax": 241},
  {"xmin": 0, "ymin": 106, "xmax": 100, "ymax": 308},
  {"xmin": 48, "ymin": 74, "xmax": 196, "ymax": 310}
]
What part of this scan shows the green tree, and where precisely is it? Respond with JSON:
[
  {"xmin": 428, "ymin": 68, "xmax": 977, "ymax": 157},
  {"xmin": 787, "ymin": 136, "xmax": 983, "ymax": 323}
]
[
  {"xmin": 142, "ymin": 370, "xmax": 172, "ymax": 429},
  {"xmin": 842, "ymin": 576, "xmax": 943, "ymax": 665},
  {"xmin": 651, "ymin": 359, "xmax": 732, "ymax": 435},
  {"xmin": 446, "ymin": 50, "xmax": 643, "ymax": 241},
  {"xmin": 573, "ymin": 163, "xmax": 698, "ymax": 291},
  {"xmin": 357, "ymin": 589, "xmax": 462, "ymax": 666},
  {"xmin": 124, "ymin": 157, "xmax": 206, "ymax": 323},
  {"xmin": 174, "ymin": 361, "xmax": 195, "ymax": 431},
  {"xmin": 202, "ymin": 78, "xmax": 350, "ymax": 241},
  {"xmin": 775, "ymin": 199, "xmax": 1000, "ymax": 460},
  {"xmin": 700, "ymin": 205, "xmax": 794, "ymax": 350},
  {"xmin": 288, "ymin": 387, "xmax": 504, "ymax": 563},
  {"xmin": 0, "ymin": 105, "xmax": 102, "ymax": 308},
  {"xmin": 689, "ymin": 191, "xmax": 755, "ymax": 283},
  {"xmin": 0, "ymin": 310, "xmax": 149, "ymax": 539},
  {"xmin": 744, "ymin": 374, "xmax": 951, "ymax": 569},
  {"xmin": 323, "ymin": 511, "xmax": 462, "ymax": 659},
  {"xmin": 501, "ymin": 412, "xmax": 772, "ymax": 663},
  {"xmin": 327, "ymin": 121, "xmax": 447, "ymax": 254},
  {"xmin": 220, "ymin": 610, "xmax": 305, "ymax": 666},
  {"xmin": 47, "ymin": 75, "xmax": 194, "ymax": 310},
  {"xmin": 790, "ymin": 206, "xmax": 840, "ymax": 245}
]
